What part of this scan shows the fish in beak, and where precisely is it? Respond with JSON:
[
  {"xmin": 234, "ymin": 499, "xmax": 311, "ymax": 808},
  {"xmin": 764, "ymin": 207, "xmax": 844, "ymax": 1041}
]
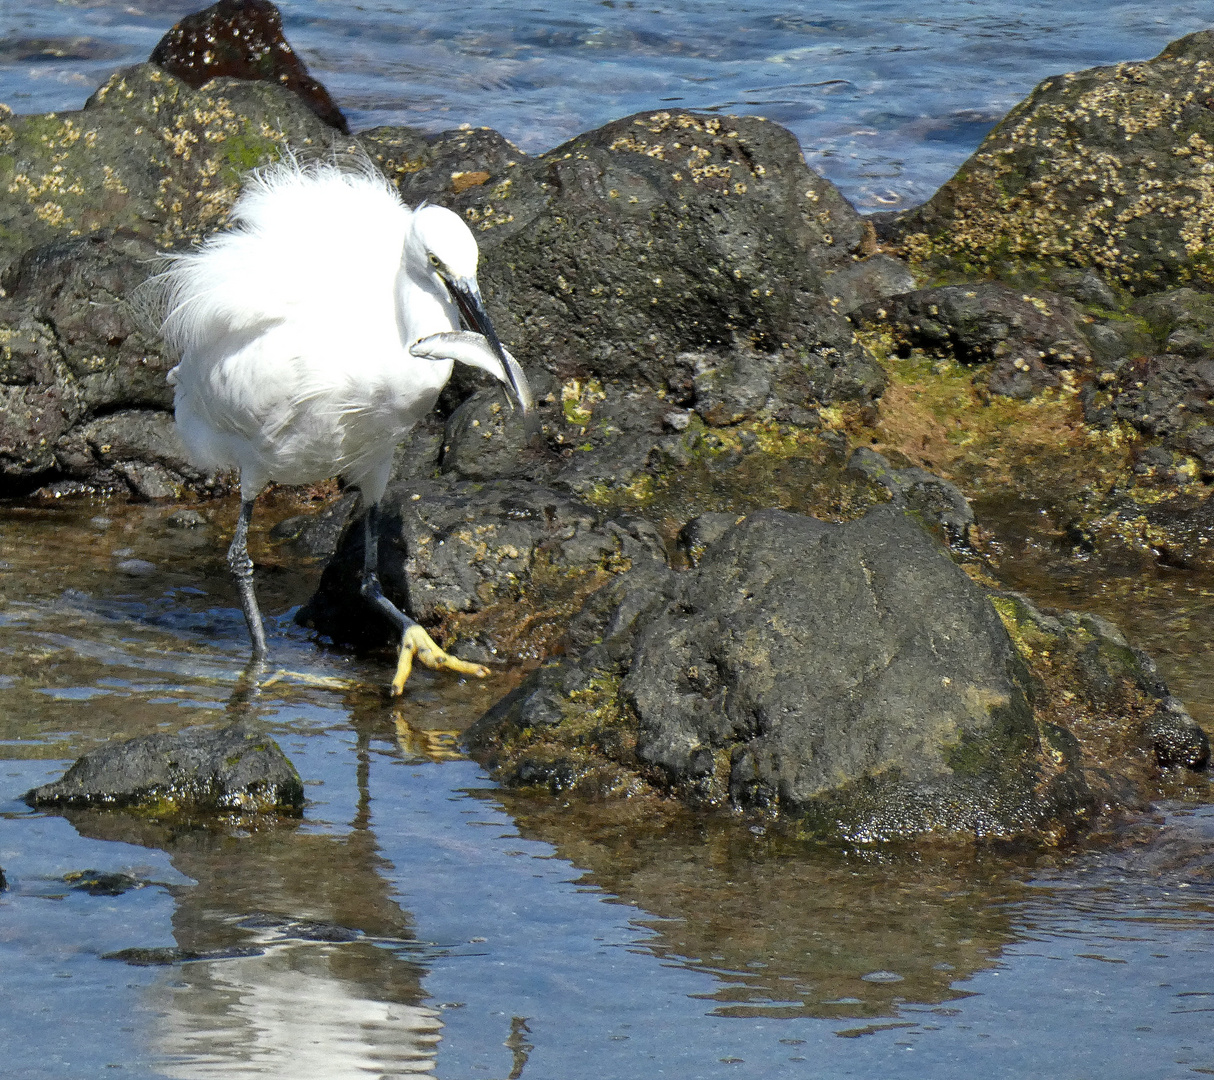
[{"xmin": 442, "ymin": 275, "xmax": 534, "ymax": 415}]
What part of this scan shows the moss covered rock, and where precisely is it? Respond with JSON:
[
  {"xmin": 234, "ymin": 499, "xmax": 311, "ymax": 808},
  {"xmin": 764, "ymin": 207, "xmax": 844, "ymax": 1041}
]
[{"xmin": 0, "ymin": 63, "xmax": 333, "ymax": 276}]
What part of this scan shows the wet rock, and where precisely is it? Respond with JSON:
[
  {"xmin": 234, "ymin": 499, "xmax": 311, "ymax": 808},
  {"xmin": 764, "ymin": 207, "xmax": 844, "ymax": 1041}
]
[
  {"xmin": 24, "ymin": 722, "xmax": 304, "ymax": 814},
  {"xmin": 150, "ymin": 0, "xmax": 348, "ymax": 132},
  {"xmin": 895, "ymin": 31, "xmax": 1214, "ymax": 291},
  {"xmin": 1108, "ymin": 354, "xmax": 1214, "ymax": 477},
  {"xmin": 452, "ymin": 111, "xmax": 885, "ymax": 411},
  {"xmin": 441, "ymin": 386, "xmax": 534, "ymax": 480},
  {"xmin": 115, "ymin": 557, "xmax": 156, "ymax": 576},
  {"xmin": 104, "ymin": 944, "xmax": 264, "ymax": 966},
  {"xmin": 269, "ymin": 490, "xmax": 359, "ymax": 560},
  {"xmin": 0, "ymin": 63, "xmax": 333, "ymax": 278},
  {"xmin": 64, "ymin": 869, "xmax": 144, "ymax": 895},
  {"xmin": 851, "ymin": 282, "xmax": 1091, "ymax": 397},
  {"xmin": 1143, "ymin": 697, "xmax": 1210, "ymax": 770},
  {"xmin": 469, "ymin": 505, "xmax": 1094, "ymax": 843},
  {"xmin": 298, "ymin": 475, "xmax": 667, "ymax": 657},
  {"xmin": 822, "ymin": 253, "xmax": 917, "ymax": 315},
  {"xmin": 164, "ymin": 508, "xmax": 207, "ymax": 529},
  {"xmin": 845, "ymin": 447, "xmax": 974, "ymax": 546}
]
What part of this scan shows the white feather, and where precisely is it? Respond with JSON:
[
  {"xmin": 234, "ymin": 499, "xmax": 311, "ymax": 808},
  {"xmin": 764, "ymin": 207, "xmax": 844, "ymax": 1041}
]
[{"xmin": 154, "ymin": 155, "xmax": 525, "ymax": 504}]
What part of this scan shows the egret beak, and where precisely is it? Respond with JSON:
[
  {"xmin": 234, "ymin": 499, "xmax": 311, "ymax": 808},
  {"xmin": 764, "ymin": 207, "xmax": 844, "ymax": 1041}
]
[{"xmin": 444, "ymin": 275, "xmax": 533, "ymax": 414}]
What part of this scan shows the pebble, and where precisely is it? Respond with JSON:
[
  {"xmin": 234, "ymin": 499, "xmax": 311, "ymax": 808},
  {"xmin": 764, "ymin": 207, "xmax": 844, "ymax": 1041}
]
[
  {"xmin": 116, "ymin": 559, "xmax": 156, "ymax": 577},
  {"xmin": 165, "ymin": 508, "xmax": 208, "ymax": 529}
]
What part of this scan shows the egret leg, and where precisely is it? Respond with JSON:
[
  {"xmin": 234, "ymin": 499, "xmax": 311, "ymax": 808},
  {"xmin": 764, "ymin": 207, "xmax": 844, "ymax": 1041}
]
[
  {"xmin": 228, "ymin": 498, "xmax": 268, "ymax": 658},
  {"xmin": 358, "ymin": 502, "xmax": 488, "ymax": 695}
]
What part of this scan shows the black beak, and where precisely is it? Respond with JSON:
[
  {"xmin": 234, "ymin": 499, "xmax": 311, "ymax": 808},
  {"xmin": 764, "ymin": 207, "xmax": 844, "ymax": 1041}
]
[{"xmin": 445, "ymin": 276, "xmax": 533, "ymax": 415}]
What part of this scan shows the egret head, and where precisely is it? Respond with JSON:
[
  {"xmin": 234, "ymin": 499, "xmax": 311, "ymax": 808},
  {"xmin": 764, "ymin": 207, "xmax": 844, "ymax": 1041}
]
[{"xmin": 409, "ymin": 204, "xmax": 531, "ymax": 416}]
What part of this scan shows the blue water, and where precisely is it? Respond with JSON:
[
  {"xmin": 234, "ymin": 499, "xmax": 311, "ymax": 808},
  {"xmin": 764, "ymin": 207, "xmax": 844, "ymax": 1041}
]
[{"xmin": 0, "ymin": 1, "xmax": 1210, "ymax": 207}]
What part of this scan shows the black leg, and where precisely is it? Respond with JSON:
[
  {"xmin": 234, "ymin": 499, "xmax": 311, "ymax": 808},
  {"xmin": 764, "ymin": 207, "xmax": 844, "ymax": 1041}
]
[
  {"xmin": 358, "ymin": 501, "xmax": 415, "ymax": 634},
  {"xmin": 228, "ymin": 498, "xmax": 268, "ymax": 658},
  {"xmin": 357, "ymin": 499, "xmax": 489, "ymax": 694}
]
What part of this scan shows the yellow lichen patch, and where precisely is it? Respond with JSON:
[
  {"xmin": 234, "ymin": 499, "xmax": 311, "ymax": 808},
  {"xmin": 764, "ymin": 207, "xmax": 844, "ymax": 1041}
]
[{"xmin": 560, "ymin": 378, "xmax": 606, "ymax": 426}]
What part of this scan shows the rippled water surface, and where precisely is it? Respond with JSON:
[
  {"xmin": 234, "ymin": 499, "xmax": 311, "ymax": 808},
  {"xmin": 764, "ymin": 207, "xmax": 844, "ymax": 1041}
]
[
  {"xmin": 1, "ymin": 501, "xmax": 1214, "ymax": 1077},
  {"xmin": 0, "ymin": 1, "xmax": 1211, "ymax": 207},
  {"xmin": 5, "ymin": 2, "xmax": 1214, "ymax": 1075}
]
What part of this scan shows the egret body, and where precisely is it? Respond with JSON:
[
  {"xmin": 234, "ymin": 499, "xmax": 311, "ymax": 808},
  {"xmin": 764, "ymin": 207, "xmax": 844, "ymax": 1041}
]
[{"xmin": 158, "ymin": 157, "xmax": 532, "ymax": 692}]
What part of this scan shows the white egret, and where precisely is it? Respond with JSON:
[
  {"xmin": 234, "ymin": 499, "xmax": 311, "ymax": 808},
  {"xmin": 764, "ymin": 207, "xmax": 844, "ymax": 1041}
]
[{"xmin": 157, "ymin": 156, "xmax": 533, "ymax": 693}]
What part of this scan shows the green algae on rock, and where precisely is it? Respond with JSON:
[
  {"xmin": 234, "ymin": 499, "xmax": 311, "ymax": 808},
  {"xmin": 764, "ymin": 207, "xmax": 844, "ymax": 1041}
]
[{"xmin": 894, "ymin": 30, "xmax": 1214, "ymax": 292}]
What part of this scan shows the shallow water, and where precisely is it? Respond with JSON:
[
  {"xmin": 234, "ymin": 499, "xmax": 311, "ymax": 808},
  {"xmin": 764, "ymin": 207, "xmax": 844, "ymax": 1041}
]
[
  {"xmin": 2, "ymin": 499, "xmax": 1214, "ymax": 1077},
  {"xmin": 4, "ymin": 3, "xmax": 1214, "ymax": 1075},
  {"xmin": 0, "ymin": 1, "xmax": 1211, "ymax": 207}
]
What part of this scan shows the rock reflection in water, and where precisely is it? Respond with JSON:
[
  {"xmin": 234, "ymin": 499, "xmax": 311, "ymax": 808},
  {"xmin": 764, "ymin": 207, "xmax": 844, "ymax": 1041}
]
[
  {"xmin": 59, "ymin": 718, "xmax": 441, "ymax": 1078},
  {"xmin": 496, "ymin": 793, "xmax": 1028, "ymax": 1020}
]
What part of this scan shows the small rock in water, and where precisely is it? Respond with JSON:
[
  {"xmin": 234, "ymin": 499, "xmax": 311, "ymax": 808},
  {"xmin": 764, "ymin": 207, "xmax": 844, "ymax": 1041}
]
[
  {"xmin": 1143, "ymin": 697, "xmax": 1210, "ymax": 771},
  {"xmin": 164, "ymin": 508, "xmax": 207, "ymax": 529},
  {"xmin": 24, "ymin": 721, "xmax": 305, "ymax": 815},
  {"xmin": 115, "ymin": 558, "xmax": 156, "ymax": 576},
  {"xmin": 64, "ymin": 869, "xmax": 143, "ymax": 896},
  {"xmin": 860, "ymin": 970, "xmax": 905, "ymax": 983}
]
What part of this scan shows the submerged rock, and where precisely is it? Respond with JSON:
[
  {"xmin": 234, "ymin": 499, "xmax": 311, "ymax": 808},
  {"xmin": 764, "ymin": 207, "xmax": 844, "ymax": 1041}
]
[
  {"xmin": 24, "ymin": 722, "xmax": 304, "ymax": 815},
  {"xmin": 895, "ymin": 31, "xmax": 1214, "ymax": 291}
]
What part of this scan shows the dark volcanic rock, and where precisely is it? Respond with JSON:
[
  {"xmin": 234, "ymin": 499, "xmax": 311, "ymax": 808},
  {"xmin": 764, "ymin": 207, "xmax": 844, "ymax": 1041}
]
[
  {"xmin": 845, "ymin": 447, "xmax": 975, "ymax": 546},
  {"xmin": 821, "ymin": 253, "xmax": 917, "ymax": 316},
  {"xmin": 24, "ymin": 722, "xmax": 304, "ymax": 814},
  {"xmin": 452, "ymin": 111, "xmax": 886, "ymax": 411},
  {"xmin": 0, "ymin": 62, "xmax": 335, "ymax": 493},
  {"xmin": 0, "ymin": 232, "xmax": 203, "ymax": 495},
  {"xmin": 360, "ymin": 125, "xmax": 529, "ymax": 207},
  {"xmin": 150, "ymin": 0, "xmax": 348, "ymax": 132},
  {"xmin": 468, "ymin": 505, "xmax": 1095, "ymax": 843},
  {"xmin": 852, "ymin": 282, "xmax": 1092, "ymax": 398},
  {"xmin": 895, "ymin": 31, "xmax": 1214, "ymax": 291},
  {"xmin": 441, "ymin": 386, "xmax": 534, "ymax": 481},
  {"xmin": 0, "ymin": 63, "xmax": 333, "ymax": 278},
  {"xmin": 1144, "ymin": 697, "xmax": 1210, "ymax": 770},
  {"xmin": 298, "ymin": 475, "xmax": 666, "ymax": 657}
]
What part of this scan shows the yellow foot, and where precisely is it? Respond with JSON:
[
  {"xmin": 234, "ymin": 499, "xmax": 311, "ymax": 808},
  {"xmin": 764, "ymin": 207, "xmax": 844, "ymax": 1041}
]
[{"xmin": 391, "ymin": 624, "xmax": 490, "ymax": 695}]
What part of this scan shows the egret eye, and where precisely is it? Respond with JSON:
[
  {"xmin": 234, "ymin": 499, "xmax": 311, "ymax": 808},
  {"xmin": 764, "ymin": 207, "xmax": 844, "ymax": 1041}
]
[{"xmin": 428, "ymin": 253, "xmax": 440, "ymax": 267}]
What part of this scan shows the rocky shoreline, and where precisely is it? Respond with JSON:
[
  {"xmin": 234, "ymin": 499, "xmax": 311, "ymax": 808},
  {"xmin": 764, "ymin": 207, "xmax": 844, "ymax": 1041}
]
[{"xmin": 7, "ymin": 9, "xmax": 1214, "ymax": 844}]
